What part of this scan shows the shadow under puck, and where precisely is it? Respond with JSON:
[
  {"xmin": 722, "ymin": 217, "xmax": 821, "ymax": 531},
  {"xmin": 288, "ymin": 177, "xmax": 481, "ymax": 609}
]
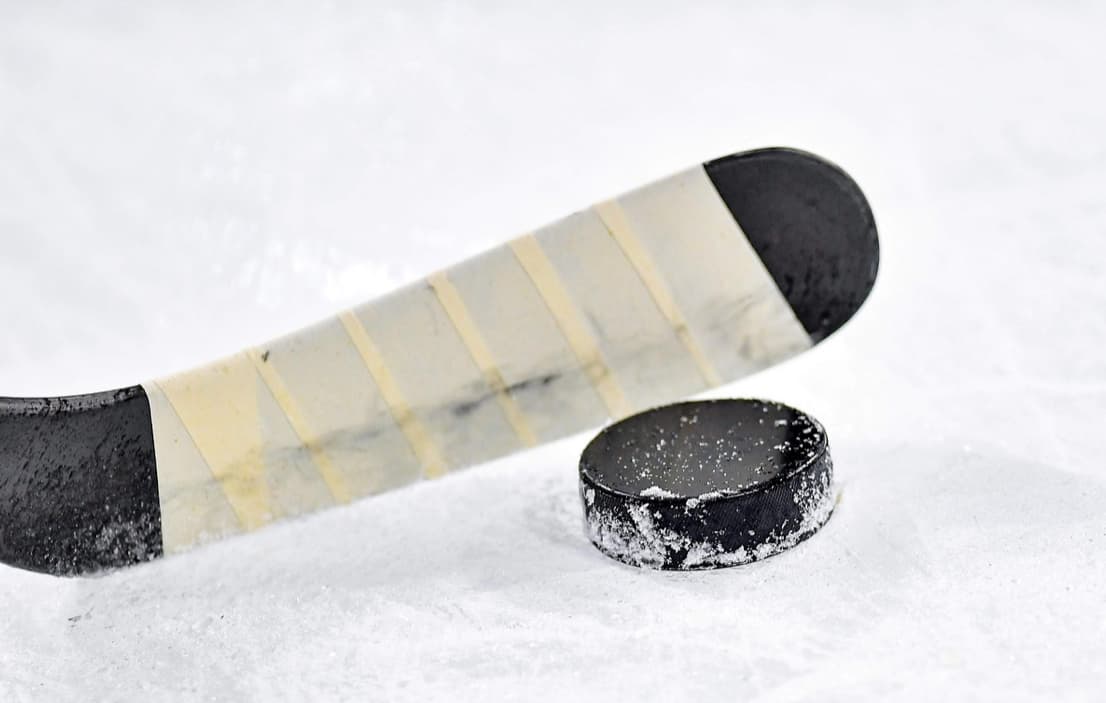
[{"xmin": 579, "ymin": 399, "xmax": 834, "ymax": 570}]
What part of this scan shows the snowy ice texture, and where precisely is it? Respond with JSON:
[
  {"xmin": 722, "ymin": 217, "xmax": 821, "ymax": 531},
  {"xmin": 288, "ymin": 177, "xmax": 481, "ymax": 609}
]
[{"xmin": 3, "ymin": 2, "xmax": 1106, "ymax": 701}]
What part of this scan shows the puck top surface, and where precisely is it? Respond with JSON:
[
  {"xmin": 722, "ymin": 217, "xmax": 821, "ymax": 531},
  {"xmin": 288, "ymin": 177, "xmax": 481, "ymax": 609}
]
[{"xmin": 580, "ymin": 399, "xmax": 826, "ymax": 500}]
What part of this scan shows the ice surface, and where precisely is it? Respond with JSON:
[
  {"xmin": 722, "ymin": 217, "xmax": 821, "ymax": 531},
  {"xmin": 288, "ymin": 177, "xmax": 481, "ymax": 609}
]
[{"xmin": 3, "ymin": 2, "xmax": 1106, "ymax": 700}]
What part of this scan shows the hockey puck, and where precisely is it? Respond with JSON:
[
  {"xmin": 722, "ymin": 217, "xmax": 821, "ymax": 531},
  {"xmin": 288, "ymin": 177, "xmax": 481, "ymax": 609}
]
[{"xmin": 579, "ymin": 399, "xmax": 834, "ymax": 570}]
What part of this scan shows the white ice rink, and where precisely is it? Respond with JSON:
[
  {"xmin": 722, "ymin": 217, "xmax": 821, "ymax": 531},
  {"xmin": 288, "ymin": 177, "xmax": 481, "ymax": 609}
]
[{"xmin": 2, "ymin": 2, "xmax": 1105, "ymax": 700}]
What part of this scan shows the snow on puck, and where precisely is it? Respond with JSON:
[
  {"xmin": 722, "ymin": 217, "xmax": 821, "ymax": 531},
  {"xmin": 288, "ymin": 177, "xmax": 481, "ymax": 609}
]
[{"xmin": 579, "ymin": 399, "xmax": 835, "ymax": 570}]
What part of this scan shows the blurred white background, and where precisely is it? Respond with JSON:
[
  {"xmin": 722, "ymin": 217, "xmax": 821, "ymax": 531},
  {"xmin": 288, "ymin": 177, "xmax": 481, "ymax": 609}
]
[{"xmin": 2, "ymin": 2, "xmax": 1105, "ymax": 700}]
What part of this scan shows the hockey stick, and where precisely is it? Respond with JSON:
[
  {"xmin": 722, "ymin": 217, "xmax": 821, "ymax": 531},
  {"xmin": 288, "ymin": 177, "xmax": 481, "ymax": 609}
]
[{"xmin": 0, "ymin": 147, "xmax": 878, "ymax": 576}]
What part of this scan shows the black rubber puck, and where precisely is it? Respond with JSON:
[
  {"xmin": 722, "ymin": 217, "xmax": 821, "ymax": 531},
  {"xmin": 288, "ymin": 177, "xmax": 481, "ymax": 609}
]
[{"xmin": 579, "ymin": 399, "xmax": 834, "ymax": 570}]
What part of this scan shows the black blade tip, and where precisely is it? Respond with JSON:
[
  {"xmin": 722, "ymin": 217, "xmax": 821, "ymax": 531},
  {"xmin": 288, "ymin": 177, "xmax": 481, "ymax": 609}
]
[{"xmin": 705, "ymin": 147, "xmax": 879, "ymax": 343}]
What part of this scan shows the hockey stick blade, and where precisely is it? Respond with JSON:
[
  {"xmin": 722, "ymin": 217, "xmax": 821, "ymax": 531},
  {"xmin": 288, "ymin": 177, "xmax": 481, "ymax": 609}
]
[{"xmin": 0, "ymin": 147, "xmax": 878, "ymax": 575}]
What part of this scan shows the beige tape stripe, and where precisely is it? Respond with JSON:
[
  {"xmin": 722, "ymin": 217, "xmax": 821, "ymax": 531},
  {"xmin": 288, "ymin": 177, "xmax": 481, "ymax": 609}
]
[
  {"xmin": 427, "ymin": 272, "xmax": 539, "ymax": 447},
  {"xmin": 338, "ymin": 310, "xmax": 449, "ymax": 479},
  {"xmin": 594, "ymin": 199, "xmax": 723, "ymax": 388},
  {"xmin": 508, "ymin": 234, "xmax": 631, "ymax": 418},
  {"xmin": 246, "ymin": 349, "xmax": 353, "ymax": 504},
  {"xmin": 150, "ymin": 378, "xmax": 258, "ymax": 530}
]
